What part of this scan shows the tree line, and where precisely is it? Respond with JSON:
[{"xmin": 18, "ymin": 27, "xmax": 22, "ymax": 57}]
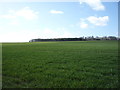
[{"xmin": 29, "ymin": 36, "xmax": 120, "ymax": 42}]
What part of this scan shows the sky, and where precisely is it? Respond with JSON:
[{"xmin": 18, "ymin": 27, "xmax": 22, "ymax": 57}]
[{"xmin": 0, "ymin": 0, "xmax": 118, "ymax": 42}]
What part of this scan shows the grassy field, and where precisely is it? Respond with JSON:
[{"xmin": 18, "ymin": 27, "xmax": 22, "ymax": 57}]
[{"xmin": 2, "ymin": 41, "xmax": 118, "ymax": 88}]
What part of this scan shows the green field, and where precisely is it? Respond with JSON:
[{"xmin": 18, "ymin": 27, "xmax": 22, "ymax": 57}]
[{"xmin": 2, "ymin": 41, "xmax": 118, "ymax": 88}]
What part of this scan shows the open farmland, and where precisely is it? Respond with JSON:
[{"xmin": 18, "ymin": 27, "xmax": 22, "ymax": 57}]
[{"xmin": 2, "ymin": 41, "xmax": 118, "ymax": 88}]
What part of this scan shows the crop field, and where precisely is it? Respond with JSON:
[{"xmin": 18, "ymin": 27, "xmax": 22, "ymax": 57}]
[{"xmin": 2, "ymin": 41, "xmax": 118, "ymax": 88}]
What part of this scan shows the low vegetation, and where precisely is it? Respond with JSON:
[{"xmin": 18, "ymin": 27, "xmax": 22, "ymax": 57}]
[{"xmin": 2, "ymin": 41, "xmax": 118, "ymax": 88}]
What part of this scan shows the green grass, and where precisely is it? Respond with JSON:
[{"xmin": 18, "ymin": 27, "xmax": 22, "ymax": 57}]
[
  {"xmin": 0, "ymin": 43, "xmax": 2, "ymax": 89},
  {"xmin": 2, "ymin": 41, "xmax": 118, "ymax": 88}
]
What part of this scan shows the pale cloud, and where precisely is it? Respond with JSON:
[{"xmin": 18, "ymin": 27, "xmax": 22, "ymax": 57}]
[
  {"xmin": 87, "ymin": 16, "xmax": 109, "ymax": 26},
  {"xmin": 0, "ymin": 10, "xmax": 16, "ymax": 19},
  {"xmin": 79, "ymin": 18, "xmax": 89, "ymax": 29},
  {"xmin": 80, "ymin": 22, "xmax": 88, "ymax": 29},
  {"xmin": 41, "ymin": 28, "xmax": 73, "ymax": 38},
  {"xmin": 9, "ymin": 20, "xmax": 19, "ymax": 25},
  {"xmin": 61, "ymin": 31, "xmax": 74, "ymax": 38},
  {"xmin": 50, "ymin": 10, "xmax": 64, "ymax": 14},
  {"xmin": 0, "ymin": 14, "xmax": 16, "ymax": 19},
  {"xmin": 0, "ymin": 27, "xmax": 74, "ymax": 42},
  {"xmin": 0, "ymin": 7, "xmax": 39, "ymax": 20},
  {"xmin": 15, "ymin": 7, "xmax": 39, "ymax": 20},
  {"xmin": 0, "ymin": 29, "xmax": 41, "ymax": 42},
  {"xmin": 79, "ymin": 0, "xmax": 105, "ymax": 11},
  {"xmin": 79, "ymin": 16, "xmax": 109, "ymax": 28}
]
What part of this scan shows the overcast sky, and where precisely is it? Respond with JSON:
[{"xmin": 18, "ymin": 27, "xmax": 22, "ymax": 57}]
[{"xmin": 0, "ymin": 0, "xmax": 118, "ymax": 42}]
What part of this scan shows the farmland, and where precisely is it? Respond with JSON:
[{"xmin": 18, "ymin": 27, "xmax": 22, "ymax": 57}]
[{"xmin": 2, "ymin": 41, "xmax": 118, "ymax": 88}]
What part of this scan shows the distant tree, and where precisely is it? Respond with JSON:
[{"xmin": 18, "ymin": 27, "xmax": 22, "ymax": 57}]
[{"xmin": 108, "ymin": 36, "xmax": 117, "ymax": 40}]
